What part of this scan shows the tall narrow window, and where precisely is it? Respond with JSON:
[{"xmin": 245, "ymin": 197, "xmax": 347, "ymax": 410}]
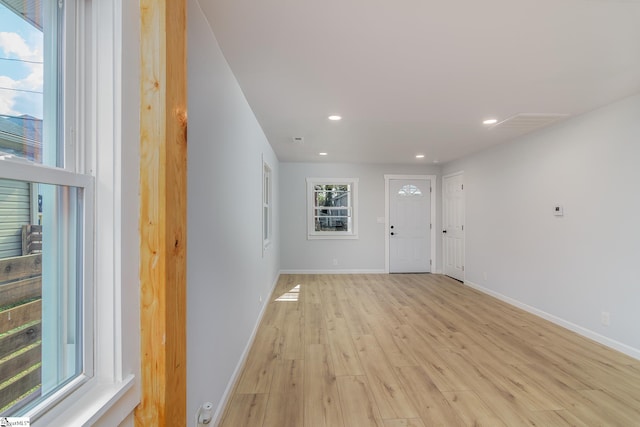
[
  {"xmin": 0, "ymin": 0, "xmax": 93, "ymax": 418},
  {"xmin": 307, "ymin": 178, "xmax": 358, "ymax": 239},
  {"xmin": 263, "ymin": 160, "xmax": 272, "ymax": 251}
]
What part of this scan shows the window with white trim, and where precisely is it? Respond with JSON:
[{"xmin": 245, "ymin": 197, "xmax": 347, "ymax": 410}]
[
  {"xmin": 0, "ymin": 0, "xmax": 133, "ymax": 422},
  {"xmin": 263, "ymin": 160, "xmax": 272, "ymax": 251},
  {"xmin": 307, "ymin": 178, "xmax": 358, "ymax": 239}
]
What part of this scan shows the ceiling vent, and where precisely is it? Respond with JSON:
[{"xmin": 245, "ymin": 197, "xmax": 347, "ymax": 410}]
[
  {"xmin": 292, "ymin": 136, "xmax": 305, "ymax": 144},
  {"xmin": 491, "ymin": 113, "xmax": 570, "ymax": 132}
]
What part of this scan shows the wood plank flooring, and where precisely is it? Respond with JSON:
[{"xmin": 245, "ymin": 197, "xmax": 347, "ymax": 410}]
[{"xmin": 219, "ymin": 274, "xmax": 640, "ymax": 426}]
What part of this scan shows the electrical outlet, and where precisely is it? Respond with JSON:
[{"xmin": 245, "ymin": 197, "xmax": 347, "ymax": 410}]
[
  {"xmin": 483, "ymin": 272, "xmax": 488, "ymax": 281},
  {"xmin": 601, "ymin": 311, "xmax": 610, "ymax": 326},
  {"xmin": 332, "ymin": 258, "xmax": 338, "ymax": 266},
  {"xmin": 259, "ymin": 295, "xmax": 262, "ymax": 303}
]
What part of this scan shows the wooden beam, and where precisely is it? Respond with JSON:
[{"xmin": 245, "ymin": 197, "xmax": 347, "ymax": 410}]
[{"xmin": 136, "ymin": 0, "xmax": 187, "ymax": 425}]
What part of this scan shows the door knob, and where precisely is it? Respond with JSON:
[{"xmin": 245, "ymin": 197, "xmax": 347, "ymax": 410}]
[
  {"xmin": 390, "ymin": 232, "xmax": 395, "ymax": 236},
  {"xmin": 443, "ymin": 230, "xmax": 447, "ymax": 233},
  {"xmin": 390, "ymin": 225, "xmax": 394, "ymax": 229}
]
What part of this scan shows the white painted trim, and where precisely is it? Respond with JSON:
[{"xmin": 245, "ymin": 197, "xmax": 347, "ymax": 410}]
[
  {"xmin": 464, "ymin": 280, "xmax": 640, "ymax": 361},
  {"xmin": 0, "ymin": 159, "xmax": 94, "ymax": 188},
  {"xmin": 442, "ymin": 170, "xmax": 464, "ymax": 281},
  {"xmin": 306, "ymin": 177, "xmax": 359, "ymax": 239},
  {"xmin": 384, "ymin": 174, "xmax": 436, "ymax": 274},
  {"xmin": 280, "ymin": 269, "xmax": 387, "ymax": 275},
  {"xmin": 212, "ymin": 272, "xmax": 281, "ymax": 426},
  {"xmin": 31, "ymin": 0, "xmax": 141, "ymax": 423},
  {"xmin": 262, "ymin": 155, "xmax": 273, "ymax": 256}
]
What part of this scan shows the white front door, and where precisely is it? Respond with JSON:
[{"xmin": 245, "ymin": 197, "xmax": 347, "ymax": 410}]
[
  {"xmin": 443, "ymin": 172, "xmax": 465, "ymax": 281},
  {"xmin": 389, "ymin": 178, "xmax": 431, "ymax": 273}
]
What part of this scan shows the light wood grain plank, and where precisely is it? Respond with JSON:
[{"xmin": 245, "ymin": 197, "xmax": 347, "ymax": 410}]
[
  {"xmin": 327, "ymin": 317, "xmax": 364, "ymax": 376},
  {"xmin": 219, "ymin": 393, "xmax": 268, "ymax": 427},
  {"xmin": 283, "ymin": 304, "xmax": 305, "ymax": 359},
  {"xmin": 577, "ymin": 388, "xmax": 640, "ymax": 426},
  {"xmin": 528, "ymin": 409, "xmax": 591, "ymax": 427},
  {"xmin": 354, "ymin": 335, "xmax": 418, "ymax": 419},
  {"xmin": 382, "ymin": 419, "xmax": 426, "ymax": 427},
  {"xmin": 395, "ymin": 365, "xmax": 465, "ymax": 427},
  {"xmin": 340, "ymin": 296, "xmax": 372, "ymax": 336},
  {"xmin": 436, "ymin": 348, "xmax": 549, "ymax": 426},
  {"xmin": 304, "ymin": 343, "xmax": 345, "ymax": 427},
  {"xmin": 305, "ymin": 303, "xmax": 328, "ymax": 345},
  {"xmin": 369, "ymin": 323, "xmax": 418, "ymax": 368},
  {"xmin": 270, "ymin": 359, "xmax": 303, "ymax": 394},
  {"xmin": 235, "ymin": 326, "xmax": 280, "ymax": 393},
  {"xmin": 336, "ymin": 376, "xmax": 384, "ymax": 427},
  {"xmin": 398, "ymin": 325, "xmax": 470, "ymax": 392},
  {"xmin": 442, "ymin": 390, "xmax": 506, "ymax": 427},
  {"xmin": 219, "ymin": 274, "xmax": 640, "ymax": 426},
  {"xmin": 263, "ymin": 392, "xmax": 303, "ymax": 427}
]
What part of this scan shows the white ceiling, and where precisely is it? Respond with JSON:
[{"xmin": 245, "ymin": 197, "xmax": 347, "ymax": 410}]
[{"xmin": 198, "ymin": 0, "xmax": 640, "ymax": 165}]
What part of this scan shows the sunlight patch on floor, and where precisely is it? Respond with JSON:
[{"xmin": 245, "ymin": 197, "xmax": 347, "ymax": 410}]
[{"xmin": 275, "ymin": 284, "xmax": 301, "ymax": 302}]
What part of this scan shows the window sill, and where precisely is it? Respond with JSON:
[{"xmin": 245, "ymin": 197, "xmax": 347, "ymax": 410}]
[
  {"xmin": 308, "ymin": 234, "xmax": 359, "ymax": 240},
  {"xmin": 32, "ymin": 375, "xmax": 137, "ymax": 427}
]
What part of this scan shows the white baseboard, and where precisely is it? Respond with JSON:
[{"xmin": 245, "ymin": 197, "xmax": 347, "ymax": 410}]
[
  {"xmin": 280, "ymin": 269, "xmax": 386, "ymax": 275},
  {"xmin": 212, "ymin": 272, "xmax": 281, "ymax": 426},
  {"xmin": 464, "ymin": 280, "xmax": 640, "ymax": 361}
]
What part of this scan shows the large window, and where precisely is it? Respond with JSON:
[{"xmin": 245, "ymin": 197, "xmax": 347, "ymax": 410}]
[
  {"xmin": 0, "ymin": 0, "xmax": 105, "ymax": 421},
  {"xmin": 307, "ymin": 178, "xmax": 358, "ymax": 239}
]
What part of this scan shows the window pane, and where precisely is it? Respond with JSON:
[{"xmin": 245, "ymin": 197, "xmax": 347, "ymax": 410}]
[
  {"xmin": 398, "ymin": 184, "xmax": 422, "ymax": 196},
  {"xmin": 0, "ymin": 178, "xmax": 83, "ymax": 416},
  {"xmin": 263, "ymin": 206, "xmax": 268, "ymax": 240},
  {"xmin": 311, "ymin": 183, "xmax": 353, "ymax": 233},
  {"xmin": 0, "ymin": 0, "xmax": 60, "ymax": 166},
  {"xmin": 315, "ymin": 216, "xmax": 350, "ymax": 232},
  {"xmin": 308, "ymin": 179, "xmax": 358, "ymax": 238}
]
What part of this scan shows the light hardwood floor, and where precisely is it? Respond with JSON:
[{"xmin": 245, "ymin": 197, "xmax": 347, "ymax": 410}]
[{"xmin": 219, "ymin": 274, "xmax": 640, "ymax": 426}]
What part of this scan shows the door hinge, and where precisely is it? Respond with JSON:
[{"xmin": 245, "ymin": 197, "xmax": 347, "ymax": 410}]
[
  {"xmin": 430, "ymin": 187, "xmax": 432, "ymax": 193},
  {"xmin": 58, "ymin": 0, "xmax": 63, "ymax": 9},
  {"xmin": 430, "ymin": 223, "xmax": 432, "ymax": 229},
  {"xmin": 462, "ymin": 225, "xmax": 464, "ymax": 231},
  {"xmin": 430, "ymin": 259, "xmax": 432, "ymax": 266},
  {"xmin": 462, "ymin": 265, "xmax": 465, "ymax": 271},
  {"xmin": 461, "ymin": 184, "xmax": 464, "ymax": 190}
]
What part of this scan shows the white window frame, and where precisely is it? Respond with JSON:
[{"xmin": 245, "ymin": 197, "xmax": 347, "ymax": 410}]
[
  {"xmin": 262, "ymin": 157, "xmax": 272, "ymax": 253},
  {"xmin": 0, "ymin": 0, "xmax": 139, "ymax": 424},
  {"xmin": 307, "ymin": 177, "xmax": 359, "ymax": 240}
]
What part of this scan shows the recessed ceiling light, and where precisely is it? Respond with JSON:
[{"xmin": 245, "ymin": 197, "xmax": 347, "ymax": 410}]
[
  {"xmin": 415, "ymin": 154, "xmax": 425, "ymax": 159},
  {"xmin": 483, "ymin": 118, "xmax": 498, "ymax": 125},
  {"xmin": 319, "ymin": 152, "xmax": 328, "ymax": 156},
  {"xmin": 328, "ymin": 115, "xmax": 342, "ymax": 121}
]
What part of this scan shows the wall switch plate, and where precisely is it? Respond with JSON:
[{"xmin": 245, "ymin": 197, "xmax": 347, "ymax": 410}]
[{"xmin": 553, "ymin": 205, "xmax": 564, "ymax": 216}]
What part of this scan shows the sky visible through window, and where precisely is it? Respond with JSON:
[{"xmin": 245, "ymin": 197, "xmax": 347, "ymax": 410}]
[{"xmin": 0, "ymin": 3, "xmax": 43, "ymax": 119}]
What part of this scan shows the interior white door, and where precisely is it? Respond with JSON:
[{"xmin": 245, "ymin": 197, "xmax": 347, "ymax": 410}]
[
  {"xmin": 443, "ymin": 173, "xmax": 465, "ymax": 281},
  {"xmin": 389, "ymin": 179, "xmax": 431, "ymax": 273}
]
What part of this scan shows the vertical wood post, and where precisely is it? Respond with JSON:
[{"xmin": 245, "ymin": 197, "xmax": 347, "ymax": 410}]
[{"xmin": 136, "ymin": 0, "xmax": 187, "ymax": 425}]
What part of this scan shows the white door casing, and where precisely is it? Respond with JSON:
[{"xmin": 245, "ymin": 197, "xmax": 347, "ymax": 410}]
[
  {"xmin": 443, "ymin": 172, "xmax": 465, "ymax": 281},
  {"xmin": 385, "ymin": 175, "xmax": 436, "ymax": 273}
]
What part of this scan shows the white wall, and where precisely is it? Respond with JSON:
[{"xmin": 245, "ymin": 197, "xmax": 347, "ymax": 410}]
[
  {"xmin": 443, "ymin": 94, "xmax": 640, "ymax": 358},
  {"xmin": 280, "ymin": 162, "xmax": 441, "ymax": 272},
  {"xmin": 187, "ymin": 0, "xmax": 280, "ymax": 423}
]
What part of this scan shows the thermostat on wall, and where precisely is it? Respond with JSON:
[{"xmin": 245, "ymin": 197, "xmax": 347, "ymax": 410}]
[{"xmin": 553, "ymin": 205, "xmax": 563, "ymax": 216}]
